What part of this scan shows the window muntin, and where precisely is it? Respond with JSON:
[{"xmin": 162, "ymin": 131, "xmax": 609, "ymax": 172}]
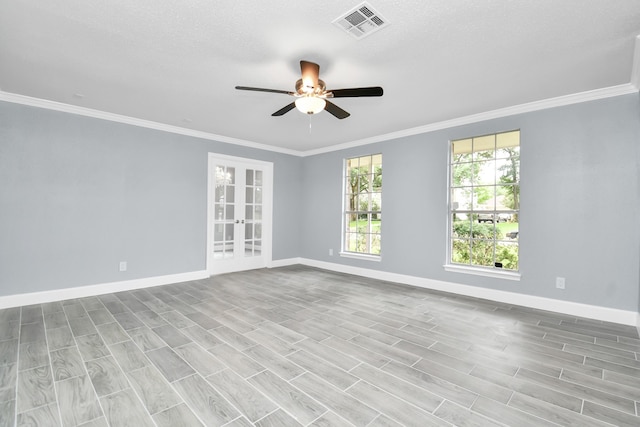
[
  {"xmin": 343, "ymin": 154, "xmax": 382, "ymax": 256},
  {"xmin": 449, "ymin": 131, "xmax": 519, "ymax": 271}
]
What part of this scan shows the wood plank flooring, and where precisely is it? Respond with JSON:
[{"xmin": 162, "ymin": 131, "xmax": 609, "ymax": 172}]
[{"xmin": 1, "ymin": 265, "xmax": 639, "ymax": 426}]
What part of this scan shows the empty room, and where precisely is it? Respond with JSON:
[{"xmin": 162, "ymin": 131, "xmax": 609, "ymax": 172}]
[{"xmin": 1, "ymin": 1, "xmax": 640, "ymax": 426}]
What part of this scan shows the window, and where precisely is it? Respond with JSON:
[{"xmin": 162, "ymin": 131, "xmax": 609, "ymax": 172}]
[
  {"xmin": 449, "ymin": 130, "xmax": 520, "ymax": 272},
  {"xmin": 343, "ymin": 154, "xmax": 382, "ymax": 257}
]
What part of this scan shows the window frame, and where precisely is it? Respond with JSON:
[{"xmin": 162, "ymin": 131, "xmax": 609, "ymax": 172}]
[
  {"xmin": 445, "ymin": 130, "xmax": 521, "ymax": 280},
  {"xmin": 341, "ymin": 153, "xmax": 382, "ymax": 261}
]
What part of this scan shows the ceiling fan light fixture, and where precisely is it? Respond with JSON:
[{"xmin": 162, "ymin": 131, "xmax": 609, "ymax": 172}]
[{"xmin": 295, "ymin": 96, "xmax": 326, "ymax": 115}]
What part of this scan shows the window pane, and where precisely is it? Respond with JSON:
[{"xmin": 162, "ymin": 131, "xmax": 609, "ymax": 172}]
[
  {"xmin": 452, "ymin": 239, "xmax": 470, "ymax": 265},
  {"xmin": 471, "ymin": 240, "xmax": 494, "ymax": 267},
  {"xmin": 246, "ymin": 169, "xmax": 254, "ymax": 185},
  {"xmin": 371, "ymin": 193, "xmax": 382, "ymax": 213},
  {"xmin": 474, "ymin": 160, "xmax": 496, "ymax": 185},
  {"xmin": 496, "ymin": 131, "xmax": 520, "ymax": 154},
  {"xmin": 451, "ymin": 215, "xmax": 471, "ymax": 238},
  {"xmin": 472, "ymin": 186, "xmax": 495, "ymax": 210},
  {"xmin": 451, "ymin": 188, "xmax": 471, "ymax": 211},
  {"xmin": 473, "ymin": 134, "xmax": 495, "ymax": 159},
  {"xmin": 497, "ymin": 185, "xmax": 518, "ymax": 210},
  {"xmin": 452, "ymin": 162, "xmax": 473, "ymax": 186},
  {"xmin": 452, "ymin": 138, "xmax": 472, "ymax": 160},
  {"xmin": 496, "ymin": 242, "xmax": 518, "ymax": 270},
  {"xmin": 371, "ymin": 234, "xmax": 381, "ymax": 255}
]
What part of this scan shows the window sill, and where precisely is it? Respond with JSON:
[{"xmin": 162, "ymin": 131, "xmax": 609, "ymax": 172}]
[
  {"xmin": 443, "ymin": 264, "xmax": 521, "ymax": 281},
  {"xmin": 340, "ymin": 252, "xmax": 382, "ymax": 262}
]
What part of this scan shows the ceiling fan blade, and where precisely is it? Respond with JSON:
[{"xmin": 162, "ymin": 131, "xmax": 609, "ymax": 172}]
[
  {"xmin": 324, "ymin": 100, "xmax": 350, "ymax": 119},
  {"xmin": 300, "ymin": 60, "xmax": 320, "ymax": 89},
  {"xmin": 272, "ymin": 102, "xmax": 296, "ymax": 116},
  {"xmin": 235, "ymin": 86, "xmax": 295, "ymax": 96},
  {"xmin": 329, "ymin": 87, "xmax": 384, "ymax": 98}
]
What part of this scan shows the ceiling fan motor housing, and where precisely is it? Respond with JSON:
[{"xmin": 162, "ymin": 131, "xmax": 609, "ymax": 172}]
[{"xmin": 295, "ymin": 79, "xmax": 326, "ymax": 96}]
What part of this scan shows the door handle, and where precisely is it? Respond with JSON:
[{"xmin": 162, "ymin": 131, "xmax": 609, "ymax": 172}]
[{"xmin": 235, "ymin": 220, "xmax": 245, "ymax": 224}]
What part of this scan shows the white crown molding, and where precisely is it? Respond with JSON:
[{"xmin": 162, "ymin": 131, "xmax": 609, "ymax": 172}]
[
  {"xmin": 295, "ymin": 258, "xmax": 639, "ymax": 327},
  {"xmin": 0, "ymin": 270, "xmax": 208, "ymax": 309},
  {"xmin": 0, "ymin": 91, "xmax": 302, "ymax": 157},
  {"xmin": 302, "ymin": 83, "xmax": 639, "ymax": 156},
  {"xmin": 2, "ymin": 81, "xmax": 638, "ymax": 158}
]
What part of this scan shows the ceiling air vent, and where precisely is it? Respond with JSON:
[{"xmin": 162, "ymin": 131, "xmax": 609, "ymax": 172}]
[{"xmin": 332, "ymin": 2, "xmax": 389, "ymax": 40}]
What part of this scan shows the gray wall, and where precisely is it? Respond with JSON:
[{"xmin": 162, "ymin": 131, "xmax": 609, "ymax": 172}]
[
  {"xmin": 0, "ymin": 102, "xmax": 302, "ymax": 297},
  {"xmin": 2, "ymin": 93, "xmax": 639, "ymax": 313},
  {"xmin": 301, "ymin": 93, "xmax": 640, "ymax": 311}
]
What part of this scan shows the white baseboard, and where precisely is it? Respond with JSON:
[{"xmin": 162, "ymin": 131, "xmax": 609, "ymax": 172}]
[
  {"xmin": 269, "ymin": 257, "xmax": 303, "ymax": 268},
  {"xmin": 0, "ymin": 270, "xmax": 209, "ymax": 309},
  {"xmin": 295, "ymin": 258, "xmax": 639, "ymax": 327}
]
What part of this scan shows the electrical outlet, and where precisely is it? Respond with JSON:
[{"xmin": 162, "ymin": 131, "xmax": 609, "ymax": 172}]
[
  {"xmin": 119, "ymin": 261, "xmax": 127, "ymax": 272},
  {"xmin": 329, "ymin": 248, "xmax": 333, "ymax": 256},
  {"xmin": 555, "ymin": 277, "xmax": 565, "ymax": 289}
]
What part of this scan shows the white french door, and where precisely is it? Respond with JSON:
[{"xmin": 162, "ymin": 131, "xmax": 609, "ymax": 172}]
[{"xmin": 207, "ymin": 154, "xmax": 273, "ymax": 275}]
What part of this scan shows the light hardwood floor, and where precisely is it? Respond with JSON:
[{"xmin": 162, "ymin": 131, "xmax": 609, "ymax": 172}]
[{"xmin": 1, "ymin": 265, "xmax": 639, "ymax": 426}]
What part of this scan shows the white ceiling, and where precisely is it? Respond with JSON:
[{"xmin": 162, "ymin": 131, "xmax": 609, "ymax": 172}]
[{"xmin": 1, "ymin": 0, "xmax": 639, "ymax": 153}]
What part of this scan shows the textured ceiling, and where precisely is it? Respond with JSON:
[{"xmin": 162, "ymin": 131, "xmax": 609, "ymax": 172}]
[{"xmin": 1, "ymin": 0, "xmax": 639, "ymax": 153}]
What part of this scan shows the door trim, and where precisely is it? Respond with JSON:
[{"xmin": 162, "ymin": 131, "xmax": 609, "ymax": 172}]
[{"xmin": 206, "ymin": 153, "xmax": 273, "ymax": 275}]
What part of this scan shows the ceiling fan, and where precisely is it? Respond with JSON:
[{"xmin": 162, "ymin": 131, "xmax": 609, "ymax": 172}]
[{"xmin": 235, "ymin": 60, "xmax": 383, "ymax": 119}]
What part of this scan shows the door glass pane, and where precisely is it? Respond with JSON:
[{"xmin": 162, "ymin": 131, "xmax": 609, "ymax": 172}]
[
  {"xmin": 215, "ymin": 186, "xmax": 225, "ymax": 203},
  {"xmin": 214, "ymin": 224, "xmax": 223, "ymax": 242},
  {"xmin": 215, "ymin": 204, "xmax": 224, "ymax": 220},
  {"xmin": 245, "ymin": 205, "xmax": 253, "ymax": 220},
  {"xmin": 225, "ymin": 223, "xmax": 234, "ymax": 241},
  {"xmin": 225, "ymin": 205, "xmax": 234, "ymax": 220},
  {"xmin": 245, "ymin": 223, "xmax": 253, "ymax": 239},
  {"xmin": 246, "ymin": 187, "xmax": 254, "ymax": 203},
  {"xmin": 254, "ymin": 206, "xmax": 262, "ymax": 220},
  {"xmin": 255, "ymin": 170, "xmax": 262, "ymax": 186},
  {"xmin": 255, "ymin": 187, "xmax": 262, "ymax": 204},
  {"xmin": 226, "ymin": 186, "xmax": 235, "ymax": 203},
  {"xmin": 226, "ymin": 167, "xmax": 235, "ymax": 184}
]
